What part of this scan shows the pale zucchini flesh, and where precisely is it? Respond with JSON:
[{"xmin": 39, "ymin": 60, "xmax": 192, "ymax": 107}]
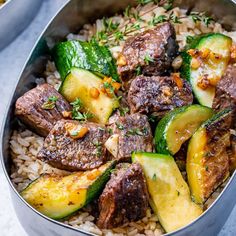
[
  {"xmin": 182, "ymin": 33, "xmax": 232, "ymax": 107},
  {"xmin": 155, "ymin": 105, "xmax": 214, "ymax": 155},
  {"xmin": 21, "ymin": 162, "xmax": 114, "ymax": 219},
  {"xmin": 60, "ymin": 68, "xmax": 119, "ymax": 124},
  {"xmin": 187, "ymin": 109, "xmax": 231, "ymax": 204},
  {"xmin": 132, "ymin": 152, "xmax": 202, "ymax": 233}
]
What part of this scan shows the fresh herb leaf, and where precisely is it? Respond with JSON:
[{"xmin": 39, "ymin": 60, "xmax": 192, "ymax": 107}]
[
  {"xmin": 103, "ymin": 18, "xmax": 120, "ymax": 32},
  {"xmin": 70, "ymin": 98, "xmax": 83, "ymax": 108},
  {"xmin": 124, "ymin": 5, "xmax": 131, "ymax": 18},
  {"xmin": 116, "ymin": 122, "xmax": 125, "ymax": 130},
  {"xmin": 70, "ymin": 98, "xmax": 94, "ymax": 121},
  {"xmin": 103, "ymin": 81, "xmax": 115, "ymax": 97},
  {"xmin": 93, "ymin": 141, "xmax": 102, "ymax": 157},
  {"xmin": 144, "ymin": 54, "xmax": 154, "ymax": 65},
  {"xmin": 148, "ymin": 114, "xmax": 157, "ymax": 122},
  {"xmin": 41, "ymin": 96, "xmax": 58, "ymax": 110},
  {"xmin": 114, "ymin": 30, "xmax": 124, "ymax": 41},
  {"xmin": 189, "ymin": 12, "xmax": 214, "ymax": 27},
  {"xmin": 186, "ymin": 35, "xmax": 195, "ymax": 44},
  {"xmin": 108, "ymin": 128, "xmax": 113, "ymax": 135},
  {"xmin": 203, "ymin": 16, "xmax": 214, "ymax": 27},
  {"xmin": 148, "ymin": 14, "xmax": 167, "ymax": 26},
  {"xmin": 135, "ymin": 66, "xmax": 142, "ymax": 76},
  {"xmin": 169, "ymin": 12, "xmax": 182, "ymax": 24},
  {"xmin": 205, "ymin": 165, "xmax": 209, "ymax": 171},
  {"xmin": 48, "ymin": 96, "xmax": 58, "ymax": 102},
  {"xmin": 152, "ymin": 173, "xmax": 157, "ymax": 181},
  {"xmin": 98, "ymin": 127, "xmax": 105, "ymax": 131},
  {"xmin": 119, "ymin": 107, "xmax": 129, "ymax": 116},
  {"xmin": 162, "ymin": 0, "xmax": 174, "ymax": 11},
  {"xmin": 137, "ymin": 0, "xmax": 159, "ymax": 5},
  {"xmin": 126, "ymin": 127, "xmax": 148, "ymax": 136}
]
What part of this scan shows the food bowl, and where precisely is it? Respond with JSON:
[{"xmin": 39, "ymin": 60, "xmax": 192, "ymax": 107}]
[
  {"xmin": 1, "ymin": 0, "xmax": 236, "ymax": 235},
  {"xmin": 0, "ymin": 0, "xmax": 42, "ymax": 50}
]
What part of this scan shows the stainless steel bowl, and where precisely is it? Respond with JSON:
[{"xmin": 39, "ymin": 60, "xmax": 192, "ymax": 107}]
[
  {"xmin": 1, "ymin": 0, "xmax": 236, "ymax": 235},
  {"xmin": 0, "ymin": 0, "xmax": 42, "ymax": 50}
]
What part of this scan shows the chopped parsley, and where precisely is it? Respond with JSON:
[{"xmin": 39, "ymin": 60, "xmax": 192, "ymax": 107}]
[
  {"xmin": 93, "ymin": 141, "xmax": 103, "ymax": 157},
  {"xmin": 41, "ymin": 96, "xmax": 58, "ymax": 110},
  {"xmin": 126, "ymin": 127, "xmax": 149, "ymax": 136},
  {"xmin": 144, "ymin": 54, "xmax": 154, "ymax": 65},
  {"xmin": 103, "ymin": 81, "xmax": 115, "ymax": 97},
  {"xmin": 135, "ymin": 66, "xmax": 142, "ymax": 76},
  {"xmin": 108, "ymin": 128, "xmax": 113, "ymax": 135},
  {"xmin": 70, "ymin": 98, "xmax": 94, "ymax": 121},
  {"xmin": 152, "ymin": 173, "xmax": 157, "ymax": 181},
  {"xmin": 119, "ymin": 107, "xmax": 129, "ymax": 116},
  {"xmin": 116, "ymin": 122, "xmax": 125, "ymax": 130}
]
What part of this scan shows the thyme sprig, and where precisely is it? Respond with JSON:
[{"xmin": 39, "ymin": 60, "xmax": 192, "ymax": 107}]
[
  {"xmin": 92, "ymin": 0, "xmax": 213, "ymax": 46},
  {"xmin": 189, "ymin": 12, "xmax": 214, "ymax": 27}
]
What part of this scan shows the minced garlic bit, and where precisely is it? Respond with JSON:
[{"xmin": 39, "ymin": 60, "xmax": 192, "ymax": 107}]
[
  {"xmin": 197, "ymin": 75, "xmax": 210, "ymax": 90},
  {"xmin": 191, "ymin": 58, "xmax": 201, "ymax": 69},
  {"xmin": 117, "ymin": 54, "xmax": 127, "ymax": 66},
  {"xmin": 62, "ymin": 111, "xmax": 72, "ymax": 118},
  {"xmin": 65, "ymin": 123, "xmax": 89, "ymax": 139}
]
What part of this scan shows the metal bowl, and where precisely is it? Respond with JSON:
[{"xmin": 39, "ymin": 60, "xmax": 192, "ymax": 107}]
[
  {"xmin": 0, "ymin": 0, "xmax": 42, "ymax": 50},
  {"xmin": 1, "ymin": 0, "xmax": 236, "ymax": 235}
]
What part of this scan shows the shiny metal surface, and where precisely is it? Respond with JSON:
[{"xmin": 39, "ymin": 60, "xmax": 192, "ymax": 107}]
[
  {"xmin": 1, "ymin": 0, "xmax": 236, "ymax": 235},
  {"xmin": 0, "ymin": 0, "xmax": 42, "ymax": 50}
]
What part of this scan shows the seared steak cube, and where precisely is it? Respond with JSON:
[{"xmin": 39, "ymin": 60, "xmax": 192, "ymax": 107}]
[
  {"xmin": 128, "ymin": 74, "xmax": 193, "ymax": 116},
  {"xmin": 15, "ymin": 84, "xmax": 71, "ymax": 137},
  {"xmin": 213, "ymin": 64, "xmax": 236, "ymax": 128},
  {"xmin": 105, "ymin": 113, "xmax": 153, "ymax": 161},
  {"xmin": 97, "ymin": 163, "xmax": 149, "ymax": 229},
  {"xmin": 118, "ymin": 22, "xmax": 178, "ymax": 79},
  {"xmin": 38, "ymin": 120, "xmax": 109, "ymax": 171}
]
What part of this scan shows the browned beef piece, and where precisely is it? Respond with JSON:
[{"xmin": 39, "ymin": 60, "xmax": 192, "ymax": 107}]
[
  {"xmin": 38, "ymin": 120, "xmax": 109, "ymax": 171},
  {"xmin": 97, "ymin": 163, "xmax": 149, "ymax": 229},
  {"xmin": 228, "ymin": 134, "xmax": 236, "ymax": 172},
  {"xmin": 118, "ymin": 22, "xmax": 178, "ymax": 79},
  {"xmin": 127, "ymin": 75, "xmax": 193, "ymax": 116},
  {"xmin": 213, "ymin": 64, "xmax": 236, "ymax": 128},
  {"xmin": 15, "ymin": 84, "xmax": 71, "ymax": 137},
  {"xmin": 174, "ymin": 141, "xmax": 189, "ymax": 171},
  {"xmin": 108, "ymin": 113, "xmax": 153, "ymax": 161}
]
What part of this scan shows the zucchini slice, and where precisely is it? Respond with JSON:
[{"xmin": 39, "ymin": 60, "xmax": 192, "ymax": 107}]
[
  {"xmin": 59, "ymin": 68, "xmax": 119, "ymax": 124},
  {"xmin": 21, "ymin": 161, "xmax": 114, "ymax": 219},
  {"xmin": 52, "ymin": 40, "xmax": 119, "ymax": 81},
  {"xmin": 181, "ymin": 33, "xmax": 232, "ymax": 107},
  {"xmin": 132, "ymin": 152, "xmax": 202, "ymax": 233},
  {"xmin": 186, "ymin": 108, "xmax": 231, "ymax": 204},
  {"xmin": 155, "ymin": 105, "xmax": 214, "ymax": 155}
]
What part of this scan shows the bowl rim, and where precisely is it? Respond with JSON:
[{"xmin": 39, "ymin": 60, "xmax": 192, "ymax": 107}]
[
  {"xmin": 0, "ymin": 0, "xmax": 12, "ymax": 10},
  {"xmin": 1, "ymin": 0, "xmax": 236, "ymax": 235}
]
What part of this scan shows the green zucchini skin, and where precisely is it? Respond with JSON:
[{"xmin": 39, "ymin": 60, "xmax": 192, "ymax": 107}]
[
  {"xmin": 180, "ymin": 33, "xmax": 232, "ymax": 107},
  {"xmin": 186, "ymin": 108, "xmax": 232, "ymax": 203},
  {"xmin": 155, "ymin": 105, "xmax": 214, "ymax": 155},
  {"xmin": 131, "ymin": 152, "xmax": 202, "ymax": 233},
  {"xmin": 52, "ymin": 40, "xmax": 119, "ymax": 81},
  {"xmin": 21, "ymin": 161, "xmax": 115, "ymax": 219}
]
